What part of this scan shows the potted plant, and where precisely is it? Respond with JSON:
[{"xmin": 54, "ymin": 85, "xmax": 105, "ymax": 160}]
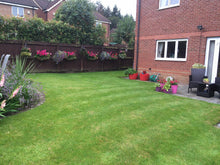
[
  {"xmin": 157, "ymin": 79, "xmax": 166, "ymax": 89},
  {"xmin": 20, "ymin": 47, "xmax": 32, "ymax": 57},
  {"xmin": 109, "ymin": 52, "xmax": 118, "ymax": 60},
  {"xmin": 191, "ymin": 63, "xmax": 206, "ymax": 82},
  {"xmin": 118, "ymin": 50, "xmax": 127, "ymax": 59},
  {"xmin": 87, "ymin": 51, "xmax": 98, "ymax": 60},
  {"xmin": 65, "ymin": 51, "xmax": 77, "ymax": 60},
  {"xmin": 35, "ymin": 49, "xmax": 52, "ymax": 61},
  {"xmin": 140, "ymin": 71, "xmax": 150, "ymax": 81},
  {"xmin": 99, "ymin": 51, "xmax": 110, "ymax": 61},
  {"xmin": 155, "ymin": 83, "xmax": 161, "ymax": 92},
  {"xmin": 124, "ymin": 68, "xmax": 138, "ymax": 80},
  {"xmin": 52, "ymin": 50, "xmax": 66, "ymax": 64},
  {"xmin": 170, "ymin": 80, "xmax": 178, "ymax": 94},
  {"xmin": 162, "ymin": 80, "xmax": 171, "ymax": 93}
]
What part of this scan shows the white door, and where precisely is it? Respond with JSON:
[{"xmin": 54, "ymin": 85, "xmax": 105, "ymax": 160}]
[{"xmin": 205, "ymin": 38, "xmax": 220, "ymax": 83}]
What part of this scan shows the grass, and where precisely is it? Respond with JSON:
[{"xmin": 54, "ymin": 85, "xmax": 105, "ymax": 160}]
[{"xmin": 0, "ymin": 71, "xmax": 220, "ymax": 164}]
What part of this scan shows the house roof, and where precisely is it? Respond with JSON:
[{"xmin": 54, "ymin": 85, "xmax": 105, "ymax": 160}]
[
  {"xmin": 0, "ymin": 0, "xmax": 38, "ymax": 8},
  {"xmin": 94, "ymin": 11, "xmax": 111, "ymax": 24},
  {"xmin": 33, "ymin": 0, "xmax": 63, "ymax": 11}
]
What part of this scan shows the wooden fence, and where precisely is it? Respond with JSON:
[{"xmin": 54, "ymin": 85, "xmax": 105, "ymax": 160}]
[{"xmin": 0, "ymin": 40, "xmax": 134, "ymax": 73}]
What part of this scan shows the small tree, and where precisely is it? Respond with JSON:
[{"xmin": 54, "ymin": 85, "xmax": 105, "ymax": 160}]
[
  {"xmin": 114, "ymin": 15, "xmax": 135, "ymax": 48},
  {"xmin": 55, "ymin": 0, "xmax": 95, "ymax": 44}
]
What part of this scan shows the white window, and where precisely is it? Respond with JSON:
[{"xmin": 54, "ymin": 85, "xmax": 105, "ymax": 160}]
[
  {"xmin": 159, "ymin": 0, "xmax": 180, "ymax": 9},
  {"xmin": 156, "ymin": 39, "xmax": 188, "ymax": 61},
  {"xmin": 12, "ymin": 6, "xmax": 24, "ymax": 17}
]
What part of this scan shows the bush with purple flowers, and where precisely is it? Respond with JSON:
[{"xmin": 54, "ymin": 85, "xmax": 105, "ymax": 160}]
[{"xmin": 0, "ymin": 56, "xmax": 42, "ymax": 117}]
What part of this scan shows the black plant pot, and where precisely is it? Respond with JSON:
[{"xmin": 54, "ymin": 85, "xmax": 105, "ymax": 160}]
[{"xmin": 191, "ymin": 68, "xmax": 205, "ymax": 82}]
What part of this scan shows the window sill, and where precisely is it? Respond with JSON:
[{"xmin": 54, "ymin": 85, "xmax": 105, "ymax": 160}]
[
  {"xmin": 158, "ymin": 4, "xmax": 180, "ymax": 10},
  {"xmin": 155, "ymin": 58, "xmax": 186, "ymax": 62}
]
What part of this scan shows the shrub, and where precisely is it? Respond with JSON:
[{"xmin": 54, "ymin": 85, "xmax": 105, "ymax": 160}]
[{"xmin": 0, "ymin": 55, "xmax": 42, "ymax": 117}]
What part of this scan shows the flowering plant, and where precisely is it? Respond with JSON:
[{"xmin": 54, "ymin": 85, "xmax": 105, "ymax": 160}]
[
  {"xmin": 99, "ymin": 51, "xmax": 110, "ymax": 61},
  {"xmin": 157, "ymin": 79, "xmax": 166, "ymax": 84},
  {"xmin": 109, "ymin": 52, "xmax": 118, "ymax": 60},
  {"xmin": 87, "ymin": 51, "xmax": 98, "ymax": 60},
  {"xmin": 52, "ymin": 50, "xmax": 66, "ymax": 64},
  {"xmin": 35, "ymin": 49, "xmax": 52, "ymax": 61},
  {"xmin": 20, "ymin": 47, "xmax": 32, "ymax": 57},
  {"xmin": 118, "ymin": 50, "xmax": 127, "ymax": 59},
  {"xmin": 170, "ymin": 80, "xmax": 178, "ymax": 85},
  {"xmin": 0, "ymin": 73, "xmax": 22, "ymax": 117},
  {"xmin": 65, "ymin": 51, "xmax": 77, "ymax": 60}
]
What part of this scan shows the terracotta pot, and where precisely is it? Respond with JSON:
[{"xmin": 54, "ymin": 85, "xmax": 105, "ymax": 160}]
[
  {"xmin": 129, "ymin": 73, "xmax": 138, "ymax": 80},
  {"xmin": 140, "ymin": 73, "xmax": 150, "ymax": 81},
  {"xmin": 171, "ymin": 85, "xmax": 178, "ymax": 94}
]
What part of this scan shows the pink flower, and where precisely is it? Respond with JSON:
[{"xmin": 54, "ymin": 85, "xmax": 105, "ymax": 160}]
[
  {"xmin": 1, "ymin": 100, "xmax": 6, "ymax": 110},
  {"xmin": 0, "ymin": 74, "xmax": 5, "ymax": 87},
  {"xmin": 9, "ymin": 86, "xmax": 22, "ymax": 99}
]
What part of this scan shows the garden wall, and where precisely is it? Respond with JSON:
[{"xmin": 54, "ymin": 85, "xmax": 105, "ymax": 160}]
[{"xmin": 0, "ymin": 41, "xmax": 134, "ymax": 73}]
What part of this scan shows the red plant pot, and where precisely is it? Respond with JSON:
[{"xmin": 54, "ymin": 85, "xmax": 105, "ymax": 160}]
[
  {"xmin": 140, "ymin": 73, "xmax": 150, "ymax": 81},
  {"xmin": 129, "ymin": 73, "xmax": 138, "ymax": 80}
]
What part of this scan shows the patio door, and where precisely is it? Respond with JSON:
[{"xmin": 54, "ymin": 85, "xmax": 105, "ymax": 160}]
[{"xmin": 205, "ymin": 38, "xmax": 220, "ymax": 83}]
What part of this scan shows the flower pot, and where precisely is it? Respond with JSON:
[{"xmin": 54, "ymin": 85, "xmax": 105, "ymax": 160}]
[
  {"xmin": 171, "ymin": 85, "xmax": 178, "ymax": 94},
  {"xmin": 155, "ymin": 87, "xmax": 161, "ymax": 92},
  {"xmin": 163, "ymin": 89, "xmax": 172, "ymax": 94},
  {"xmin": 129, "ymin": 73, "xmax": 138, "ymax": 80},
  {"xmin": 160, "ymin": 83, "xmax": 165, "ymax": 88},
  {"xmin": 140, "ymin": 73, "xmax": 150, "ymax": 81}
]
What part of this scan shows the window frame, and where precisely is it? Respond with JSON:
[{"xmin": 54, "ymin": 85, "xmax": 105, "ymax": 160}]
[
  {"xmin": 12, "ymin": 6, "xmax": 24, "ymax": 18},
  {"xmin": 159, "ymin": 0, "xmax": 180, "ymax": 10},
  {"xmin": 155, "ymin": 39, "xmax": 188, "ymax": 61}
]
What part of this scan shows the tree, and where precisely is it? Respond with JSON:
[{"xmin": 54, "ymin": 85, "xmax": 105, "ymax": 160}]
[
  {"xmin": 55, "ymin": 0, "xmax": 95, "ymax": 44},
  {"xmin": 114, "ymin": 15, "xmax": 135, "ymax": 48}
]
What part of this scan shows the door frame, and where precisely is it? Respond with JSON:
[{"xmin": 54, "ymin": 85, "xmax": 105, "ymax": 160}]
[{"xmin": 205, "ymin": 37, "xmax": 220, "ymax": 83}]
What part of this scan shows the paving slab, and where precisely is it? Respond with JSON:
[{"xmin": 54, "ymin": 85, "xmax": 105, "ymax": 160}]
[{"xmin": 175, "ymin": 85, "xmax": 220, "ymax": 104}]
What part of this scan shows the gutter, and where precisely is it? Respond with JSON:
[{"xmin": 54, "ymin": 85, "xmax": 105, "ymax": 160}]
[{"xmin": 135, "ymin": 0, "xmax": 141, "ymax": 71}]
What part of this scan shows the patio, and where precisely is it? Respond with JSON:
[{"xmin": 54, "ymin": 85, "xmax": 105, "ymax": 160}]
[{"xmin": 176, "ymin": 84, "xmax": 220, "ymax": 104}]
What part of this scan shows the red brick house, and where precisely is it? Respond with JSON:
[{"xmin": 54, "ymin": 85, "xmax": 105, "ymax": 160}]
[
  {"xmin": 33, "ymin": 0, "xmax": 64, "ymax": 21},
  {"xmin": 135, "ymin": 0, "xmax": 220, "ymax": 83},
  {"xmin": 0, "ymin": 0, "xmax": 38, "ymax": 18},
  {"xmin": 94, "ymin": 11, "xmax": 111, "ymax": 44}
]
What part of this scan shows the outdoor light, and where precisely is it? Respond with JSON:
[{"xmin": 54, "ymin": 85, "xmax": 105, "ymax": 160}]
[{"xmin": 197, "ymin": 25, "xmax": 204, "ymax": 30}]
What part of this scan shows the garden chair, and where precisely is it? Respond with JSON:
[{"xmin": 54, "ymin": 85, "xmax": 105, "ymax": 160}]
[
  {"xmin": 213, "ymin": 77, "xmax": 220, "ymax": 98},
  {"xmin": 188, "ymin": 75, "xmax": 205, "ymax": 93}
]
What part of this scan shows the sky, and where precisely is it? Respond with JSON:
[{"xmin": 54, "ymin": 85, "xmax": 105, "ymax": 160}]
[{"xmin": 90, "ymin": 0, "xmax": 137, "ymax": 19}]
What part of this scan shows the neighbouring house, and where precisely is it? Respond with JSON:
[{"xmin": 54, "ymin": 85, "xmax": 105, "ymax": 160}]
[
  {"xmin": 33, "ymin": 0, "xmax": 64, "ymax": 21},
  {"xmin": 135, "ymin": 0, "xmax": 220, "ymax": 83},
  {"xmin": 0, "ymin": 0, "xmax": 38, "ymax": 18},
  {"xmin": 94, "ymin": 11, "xmax": 111, "ymax": 44}
]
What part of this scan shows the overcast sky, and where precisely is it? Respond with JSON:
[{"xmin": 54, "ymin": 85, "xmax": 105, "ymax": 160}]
[{"xmin": 90, "ymin": 0, "xmax": 137, "ymax": 19}]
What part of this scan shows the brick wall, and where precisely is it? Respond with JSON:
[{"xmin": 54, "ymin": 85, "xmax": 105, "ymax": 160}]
[
  {"xmin": 0, "ymin": 4, "xmax": 36, "ymax": 18},
  {"xmin": 102, "ymin": 23, "xmax": 110, "ymax": 44},
  {"xmin": 135, "ymin": 0, "xmax": 220, "ymax": 84}
]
